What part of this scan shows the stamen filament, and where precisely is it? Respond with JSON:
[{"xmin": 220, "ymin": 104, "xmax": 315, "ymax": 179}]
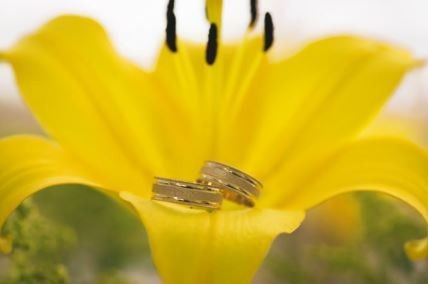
[{"xmin": 205, "ymin": 0, "xmax": 223, "ymax": 29}]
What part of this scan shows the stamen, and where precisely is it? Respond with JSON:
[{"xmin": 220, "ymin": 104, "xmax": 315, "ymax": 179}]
[
  {"xmin": 166, "ymin": 0, "xmax": 177, "ymax": 52},
  {"xmin": 205, "ymin": 0, "xmax": 223, "ymax": 27},
  {"xmin": 167, "ymin": 0, "xmax": 174, "ymax": 12},
  {"xmin": 249, "ymin": 0, "xmax": 258, "ymax": 28},
  {"xmin": 206, "ymin": 23, "xmax": 218, "ymax": 65},
  {"xmin": 263, "ymin": 12, "xmax": 274, "ymax": 52},
  {"xmin": 205, "ymin": 5, "xmax": 209, "ymax": 21}
]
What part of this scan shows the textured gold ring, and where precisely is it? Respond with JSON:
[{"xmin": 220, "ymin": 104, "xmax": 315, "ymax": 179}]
[
  {"xmin": 198, "ymin": 161, "xmax": 262, "ymax": 207},
  {"xmin": 152, "ymin": 177, "xmax": 222, "ymax": 210}
]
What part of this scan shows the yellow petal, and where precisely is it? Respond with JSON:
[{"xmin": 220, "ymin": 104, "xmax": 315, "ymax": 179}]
[
  {"xmin": 277, "ymin": 137, "xmax": 428, "ymax": 260},
  {"xmin": 1, "ymin": 15, "xmax": 195, "ymax": 193},
  {"xmin": 0, "ymin": 135, "xmax": 101, "ymax": 231},
  {"xmin": 120, "ymin": 192, "xmax": 304, "ymax": 284},
  {"xmin": 220, "ymin": 36, "xmax": 417, "ymax": 181},
  {"xmin": 362, "ymin": 113, "xmax": 428, "ymax": 147},
  {"xmin": 405, "ymin": 237, "xmax": 428, "ymax": 261}
]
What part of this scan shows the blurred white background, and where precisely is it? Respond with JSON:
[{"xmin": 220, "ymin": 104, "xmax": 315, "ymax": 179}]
[{"xmin": 0, "ymin": 0, "xmax": 427, "ymax": 136}]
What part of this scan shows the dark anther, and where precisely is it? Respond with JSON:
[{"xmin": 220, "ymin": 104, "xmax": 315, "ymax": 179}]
[
  {"xmin": 263, "ymin": 12, "xmax": 274, "ymax": 52},
  {"xmin": 249, "ymin": 0, "xmax": 258, "ymax": 28},
  {"xmin": 166, "ymin": 0, "xmax": 177, "ymax": 52},
  {"xmin": 167, "ymin": 0, "xmax": 174, "ymax": 11},
  {"xmin": 206, "ymin": 23, "xmax": 218, "ymax": 65}
]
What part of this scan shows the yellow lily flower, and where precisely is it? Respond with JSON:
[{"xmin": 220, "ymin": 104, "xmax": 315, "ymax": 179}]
[{"xmin": 1, "ymin": 1, "xmax": 428, "ymax": 283}]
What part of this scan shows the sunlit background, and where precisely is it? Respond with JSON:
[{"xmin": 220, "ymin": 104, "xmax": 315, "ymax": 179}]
[{"xmin": 0, "ymin": 0, "xmax": 427, "ymax": 283}]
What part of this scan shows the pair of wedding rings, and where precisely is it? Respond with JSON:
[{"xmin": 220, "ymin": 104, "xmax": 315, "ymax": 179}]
[{"xmin": 152, "ymin": 161, "xmax": 262, "ymax": 211}]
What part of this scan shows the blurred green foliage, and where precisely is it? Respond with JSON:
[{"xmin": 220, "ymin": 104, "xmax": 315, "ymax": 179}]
[
  {"xmin": 34, "ymin": 185, "xmax": 151, "ymax": 271},
  {"xmin": 0, "ymin": 185, "xmax": 153, "ymax": 283},
  {"xmin": 0, "ymin": 199, "xmax": 74, "ymax": 283},
  {"xmin": 260, "ymin": 193, "xmax": 428, "ymax": 284}
]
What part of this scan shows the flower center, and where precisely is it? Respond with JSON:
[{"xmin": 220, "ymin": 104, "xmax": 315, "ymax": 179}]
[{"xmin": 165, "ymin": 0, "xmax": 275, "ymax": 65}]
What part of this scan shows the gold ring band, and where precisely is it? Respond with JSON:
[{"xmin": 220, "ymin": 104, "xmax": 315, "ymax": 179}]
[
  {"xmin": 198, "ymin": 161, "xmax": 262, "ymax": 207},
  {"xmin": 152, "ymin": 177, "xmax": 222, "ymax": 210}
]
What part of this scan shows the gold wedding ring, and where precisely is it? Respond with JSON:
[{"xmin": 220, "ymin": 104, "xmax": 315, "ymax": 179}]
[
  {"xmin": 152, "ymin": 177, "xmax": 222, "ymax": 210},
  {"xmin": 198, "ymin": 161, "xmax": 262, "ymax": 207}
]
